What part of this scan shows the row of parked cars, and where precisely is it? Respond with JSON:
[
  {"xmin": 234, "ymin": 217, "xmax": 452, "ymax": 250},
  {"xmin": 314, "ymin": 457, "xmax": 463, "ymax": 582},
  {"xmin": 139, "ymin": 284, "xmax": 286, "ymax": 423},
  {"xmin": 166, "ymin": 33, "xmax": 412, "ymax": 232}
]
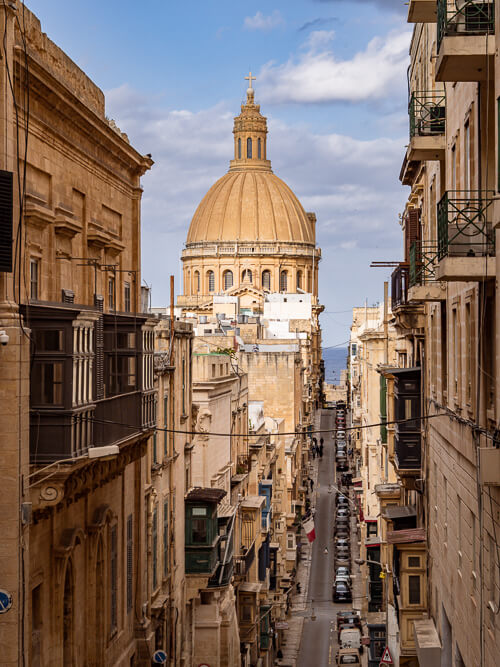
[
  {"xmin": 333, "ymin": 406, "xmax": 363, "ymax": 666},
  {"xmin": 336, "ymin": 407, "xmax": 348, "ymax": 472}
]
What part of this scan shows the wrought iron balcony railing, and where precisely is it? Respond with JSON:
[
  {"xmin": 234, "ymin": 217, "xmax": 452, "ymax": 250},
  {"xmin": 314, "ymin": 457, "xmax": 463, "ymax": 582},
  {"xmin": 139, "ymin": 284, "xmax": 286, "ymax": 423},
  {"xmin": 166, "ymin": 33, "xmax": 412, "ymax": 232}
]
[
  {"xmin": 437, "ymin": 191, "xmax": 495, "ymax": 259},
  {"xmin": 409, "ymin": 241, "xmax": 440, "ymax": 286},
  {"xmin": 409, "ymin": 92, "xmax": 446, "ymax": 138},
  {"xmin": 391, "ymin": 263, "xmax": 410, "ymax": 309},
  {"xmin": 437, "ymin": 0, "xmax": 494, "ymax": 48}
]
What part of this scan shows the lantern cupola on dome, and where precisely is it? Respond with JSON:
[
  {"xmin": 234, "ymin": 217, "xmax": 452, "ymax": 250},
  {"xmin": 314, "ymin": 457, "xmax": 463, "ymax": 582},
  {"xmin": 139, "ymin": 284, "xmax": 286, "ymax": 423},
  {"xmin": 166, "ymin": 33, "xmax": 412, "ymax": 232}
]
[{"xmin": 230, "ymin": 72, "xmax": 271, "ymax": 172}]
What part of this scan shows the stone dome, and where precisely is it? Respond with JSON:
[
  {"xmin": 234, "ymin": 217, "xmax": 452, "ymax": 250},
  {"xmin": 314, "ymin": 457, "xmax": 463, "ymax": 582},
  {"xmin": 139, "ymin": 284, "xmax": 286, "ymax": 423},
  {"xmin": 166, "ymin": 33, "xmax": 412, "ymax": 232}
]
[{"xmin": 186, "ymin": 170, "xmax": 314, "ymax": 244}]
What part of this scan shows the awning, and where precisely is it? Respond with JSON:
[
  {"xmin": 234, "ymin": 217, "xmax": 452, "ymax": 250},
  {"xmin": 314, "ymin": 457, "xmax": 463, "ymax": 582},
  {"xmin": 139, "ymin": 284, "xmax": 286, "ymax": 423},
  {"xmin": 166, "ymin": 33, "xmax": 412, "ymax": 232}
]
[
  {"xmin": 185, "ymin": 487, "xmax": 226, "ymax": 503},
  {"xmin": 241, "ymin": 496, "xmax": 266, "ymax": 510},
  {"xmin": 387, "ymin": 527, "xmax": 426, "ymax": 544},
  {"xmin": 383, "ymin": 505, "xmax": 416, "ymax": 520}
]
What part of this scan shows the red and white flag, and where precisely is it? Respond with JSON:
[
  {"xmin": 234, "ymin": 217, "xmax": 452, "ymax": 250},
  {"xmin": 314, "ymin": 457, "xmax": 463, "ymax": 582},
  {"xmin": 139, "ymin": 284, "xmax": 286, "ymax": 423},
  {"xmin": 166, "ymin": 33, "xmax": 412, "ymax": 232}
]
[{"xmin": 303, "ymin": 517, "xmax": 316, "ymax": 543}]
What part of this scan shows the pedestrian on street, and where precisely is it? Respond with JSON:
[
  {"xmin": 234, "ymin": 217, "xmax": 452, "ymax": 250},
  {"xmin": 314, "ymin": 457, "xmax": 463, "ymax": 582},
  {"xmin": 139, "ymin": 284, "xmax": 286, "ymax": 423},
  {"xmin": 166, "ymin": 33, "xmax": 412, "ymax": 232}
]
[
  {"xmin": 320, "ymin": 436, "xmax": 324, "ymax": 449},
  {"xmin": 319, "ymin": 443, "xmax": 324, "ymax": 458},
  {"xmin": 324, "ymin": 547, "xmax": 328, "ymax": 554},
  {"xmin": 311, "ymin": 447, "xmax": 316, "ymax": 460},
  {"xmin": 310, "ymin": 479, "xmax": 314, "ymax": 492},
  {"xmin": 296, "ymin": 582, "xmax": 301, "ymax": 594},
  {"xmin": 313, "ymin": 436, "xmax": 318, "ymax": 448}
]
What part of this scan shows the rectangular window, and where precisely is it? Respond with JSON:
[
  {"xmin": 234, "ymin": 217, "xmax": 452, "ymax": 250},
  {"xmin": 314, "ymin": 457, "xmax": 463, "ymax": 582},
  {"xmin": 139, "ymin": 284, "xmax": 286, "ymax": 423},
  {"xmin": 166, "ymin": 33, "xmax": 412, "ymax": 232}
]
[
  {"xmin": 152, "ymin": 508, "xmax": 158, "ymax": 590},
  {"xmin": 110, "ymin": 525, "xmax": 118, "ymax": 633},
  {"xmin": 34, "ymin": 329, "xmax": 64, "ymax": 352},
  {"xmin": 408, "ymin": 556, "xmax": 421, "ymax": 568},
  {"xmin": 30, "ymin": 258, "xmax": 39, "ymax": 300},
  {"xmin": 126, "ymin": 515, "xmax": 133, "ymax": 613},
  {"xmin": 182, "ymin": 357, "xmax": 186, "ymax": 414},
  {"xmin": 31, "ymin": 583, "xmax": 42, "ymax": 662},
  {"xmin": 465, "ymin": 120, "xmax": 470, "ymax": 194},
  {"xmin": 458, "ymin": 497, "xmax": 463, "ymax": 570},
  {"xmin": 451, "ymin": 143, "xmax": 456, "ymax": 191},
  {"xmin": 163, "ymin": 395, "xmax": 168, "ymax": 456},
  {"xmin": 163, "ymin": 500, "xmax": 168, "ymax": 579},
  {"xmin": 152, "ymin": 432, "xmax": 157, "ymax": 464},
  {"xmin": 452, "ymin": 306, "xmax": 459, "ymax": 399},
  {"xmin": 465, "ymin": 302, "xmax": 472, "ymax": 404},
  {"xmin": 191, "ymin": 518, "xmax": 208, "ymax": 544},
  {"xmin": 124, "ymin": 282, "xmax": 131, "ymax": 312},
  {"xmin": 108, "ymin": 277, "xmax": 115, "ymax": 310},
  {"xmin": 441, "ymin": 302, "xmax": 447, "ymax": 399},
  {"xmin": 32, "ymin": 361, "xmax": 64, "ymax": 406},
  {"xmin": 109, "ymin": 355, "xmax": 137, "ymax": 394},
  {"xmin": 408, "ymin": 575, "xmax": 421, "ymax": 605}
]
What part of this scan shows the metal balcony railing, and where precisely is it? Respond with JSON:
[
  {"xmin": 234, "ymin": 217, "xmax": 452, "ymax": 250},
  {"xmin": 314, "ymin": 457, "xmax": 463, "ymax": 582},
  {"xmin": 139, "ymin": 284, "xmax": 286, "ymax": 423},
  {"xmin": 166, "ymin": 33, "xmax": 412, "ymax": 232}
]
[
  {"xmin": 391, "ymin": 264, "xmax": 410, "ymax": 308},
  {"xmin": 437, "ymin": 191, "xmax": 495, "ymax": 259},
  {"xmin": 409, "ymin": 92, "xmax": 446, "ymax": 138},
  {"xmin": 437, "ymin": 0, "xmax": 494, "ymax": 48},
  {"xmin": 409, "ymin": 241, "xmax": 440, "ymax": 286}
]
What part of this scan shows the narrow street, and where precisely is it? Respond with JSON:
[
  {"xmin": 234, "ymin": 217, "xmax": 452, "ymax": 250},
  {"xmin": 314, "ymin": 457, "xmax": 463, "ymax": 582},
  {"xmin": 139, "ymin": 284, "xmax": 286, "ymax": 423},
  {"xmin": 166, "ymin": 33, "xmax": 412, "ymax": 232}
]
[{"xmin": 296, "ymin": 408, "xmax": 362, "ymax": 667}]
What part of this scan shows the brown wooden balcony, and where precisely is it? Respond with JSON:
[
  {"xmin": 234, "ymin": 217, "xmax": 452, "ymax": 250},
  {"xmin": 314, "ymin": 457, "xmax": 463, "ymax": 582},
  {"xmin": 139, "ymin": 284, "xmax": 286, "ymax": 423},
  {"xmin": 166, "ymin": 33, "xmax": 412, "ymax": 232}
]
[{"xmin": 391, "ymin": 263, "xmax": 410, "ymax": 310}]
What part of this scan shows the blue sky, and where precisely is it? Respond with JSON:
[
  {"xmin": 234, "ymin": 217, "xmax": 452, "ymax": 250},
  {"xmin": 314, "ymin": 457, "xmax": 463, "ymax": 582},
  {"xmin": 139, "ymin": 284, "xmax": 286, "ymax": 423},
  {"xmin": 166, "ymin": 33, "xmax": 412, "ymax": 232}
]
[{"xmin": 27, "ymin": 0, "xmax": 411, "ymax": 346}]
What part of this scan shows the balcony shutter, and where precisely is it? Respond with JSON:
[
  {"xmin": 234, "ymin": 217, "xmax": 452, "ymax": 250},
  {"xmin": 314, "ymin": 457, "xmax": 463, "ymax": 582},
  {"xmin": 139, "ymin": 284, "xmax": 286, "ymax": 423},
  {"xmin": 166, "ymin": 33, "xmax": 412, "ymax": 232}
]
[
  {"xmin": 94, "ymin": 295, "xmax": 104, "ymax": 399},
  {"xmin": 405, "ymin": 209, "xmax": 421, "ymax": 262},
  {"xmin": 0, "ymin": 170, "xmax": 13, "ymax": 272},
  {"xmin": 110, "ymin": 525, "xmax": 118, "ymax": 632}
]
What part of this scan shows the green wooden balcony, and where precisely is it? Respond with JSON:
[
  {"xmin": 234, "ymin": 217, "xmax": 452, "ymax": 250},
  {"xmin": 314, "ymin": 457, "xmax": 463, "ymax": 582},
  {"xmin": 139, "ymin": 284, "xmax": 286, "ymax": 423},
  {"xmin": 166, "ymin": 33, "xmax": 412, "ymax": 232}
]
[{"xmin": 437, "ymin": 1, "xmax": 495, "ymax": 81}]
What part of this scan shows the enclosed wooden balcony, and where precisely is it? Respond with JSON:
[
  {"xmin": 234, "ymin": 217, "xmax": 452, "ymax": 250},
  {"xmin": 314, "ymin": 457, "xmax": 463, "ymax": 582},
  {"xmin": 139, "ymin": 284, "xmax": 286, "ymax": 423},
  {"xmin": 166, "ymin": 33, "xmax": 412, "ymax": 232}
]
[
  {"xmin": 435, "ymin": 191, "xmax": 495, "ymax": 281},
  {"xmin": 391, "ymin": 263, "xmax": 410, "ymax": 310},
  {"xmin": 436, "ymin": 0, "xmax": 495, "ymax": 81},
  {"xmin": 408, "ymin": 0, "xmax": 438, "ymax": 22},
  {"xmin": 393, "ymin": 368, "xmax": 422, "ymax": 479}
]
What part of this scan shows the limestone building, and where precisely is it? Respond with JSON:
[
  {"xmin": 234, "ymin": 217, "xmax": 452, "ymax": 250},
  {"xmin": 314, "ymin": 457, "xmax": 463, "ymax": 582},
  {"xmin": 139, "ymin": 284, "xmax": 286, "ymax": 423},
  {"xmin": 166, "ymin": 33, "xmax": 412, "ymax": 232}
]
[
  {"xmin": 0, "ymin": 3, "xmax": 161, "ymax": 665},
  {"xmin": 365, "ymin": 3, "xmax": 500, "ymax": 666}
]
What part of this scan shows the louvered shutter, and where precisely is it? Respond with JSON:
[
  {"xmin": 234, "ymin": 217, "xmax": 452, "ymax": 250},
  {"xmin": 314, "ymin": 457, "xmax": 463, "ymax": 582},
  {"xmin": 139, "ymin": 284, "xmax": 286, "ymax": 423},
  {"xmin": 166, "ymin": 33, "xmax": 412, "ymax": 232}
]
[
  {"xmin": 94, "ymin": 295, "xmax": 104, "ymax": 399},
  {"xmin": 0, "ymin": 170, "xmax": 13, "ymax": 272},
  {"xmin": 126, "ymin": 515, "xmax": 133, "ymax": 613},
  {"xmin": 405, "ymin": 209, "xmax": 421, "ymax": 262}
]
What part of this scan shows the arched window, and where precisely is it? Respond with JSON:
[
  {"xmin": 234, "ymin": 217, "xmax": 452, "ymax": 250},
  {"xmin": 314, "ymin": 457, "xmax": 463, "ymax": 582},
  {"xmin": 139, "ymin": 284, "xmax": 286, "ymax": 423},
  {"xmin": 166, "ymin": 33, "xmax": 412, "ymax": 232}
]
[
  {"xmin": 296, "ymin": 270, "xmax": 303, "ymax": 290},
  {"xmin": 242, "ymin": 269, "xmax": 253, "ymax": 283},
  {"xmin": 280, "ymin": 270, "xmax": 288, "ymax": 292},
  {"xmin": 194, "ymin": 270, "xmax": 200, "ymax": 293},
  {"xmin": 207, "ymin": 270, "xmax": 215, "ymax": 292},
  {"xmin": 258, "ymin": 138, "xmax": 262, "ymax": 159},
  {"xmin": 307, "ymin": 270, "xmax": 312, "ymax": 292},
  {"xmin": 262, "ymin": 270, "xmax": 271, "ymax": 290},
  {"xmin": 238, "ymin": 138, "xmax": 241, "ymax": 159},
  {"xmin": 247, "ymin": 137, "xmax": 252, "ymax": 159},
  {"xmin": 224, "ymin": 270, "xmax": 233, "ymax": 290}
]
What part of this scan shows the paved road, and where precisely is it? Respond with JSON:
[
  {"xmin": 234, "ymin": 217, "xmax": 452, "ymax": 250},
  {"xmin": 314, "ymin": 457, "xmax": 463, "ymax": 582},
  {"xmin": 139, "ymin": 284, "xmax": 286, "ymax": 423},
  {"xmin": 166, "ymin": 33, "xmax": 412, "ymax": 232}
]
[{"xmin": 297, "ymin": 408, "xmax": 358, "ymax": 667}]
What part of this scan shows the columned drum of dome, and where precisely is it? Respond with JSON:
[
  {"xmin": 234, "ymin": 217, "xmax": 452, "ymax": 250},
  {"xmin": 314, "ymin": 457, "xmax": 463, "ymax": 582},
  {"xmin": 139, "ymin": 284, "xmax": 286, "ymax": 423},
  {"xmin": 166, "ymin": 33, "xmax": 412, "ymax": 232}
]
[{"xmin": 179, "ymin": 77, "xmax": 321, "ymax": 309}]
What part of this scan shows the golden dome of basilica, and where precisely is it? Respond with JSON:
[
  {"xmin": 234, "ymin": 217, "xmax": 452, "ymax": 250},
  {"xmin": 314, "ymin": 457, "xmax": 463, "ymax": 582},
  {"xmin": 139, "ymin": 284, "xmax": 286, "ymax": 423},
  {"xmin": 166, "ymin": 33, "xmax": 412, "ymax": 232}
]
[
  {"xmin": 186, "ymin": 170, "xmax": 314, "ymax": 244},
  {"xmin": 186, "ymin": 79, "xmax": 315, "ymax": 246}
]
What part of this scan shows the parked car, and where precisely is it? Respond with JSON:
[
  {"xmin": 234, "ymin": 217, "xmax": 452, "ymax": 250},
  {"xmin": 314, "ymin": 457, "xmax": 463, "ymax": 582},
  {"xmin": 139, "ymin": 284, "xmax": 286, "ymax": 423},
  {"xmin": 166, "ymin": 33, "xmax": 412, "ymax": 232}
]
[
  {"xmin": 336, "ymin": 507, "xmax": 349, "ymax": 517},
  {"xmin": 335, "ymin": 537, "xmax": 350, "ymax": 549},
  {"xmin": 337, "ymin": 458, "xmax": 348, "ymax": 472},
  {"xmin": 336, "ymin": 648, "xmax": 361, "ymax": 666},
  {"xmin": 336, "ymin": 493, "xmax": 349, "ymax": 505},
  {"xmin": 333, "ymin": 580, "xmax": 352, "ymax": 603},
  {"xmin": 335, "ymin": 567, "xmax": 351, "ymax": 582},
  {"xmin": 335, "ymin": 554, "xmax": 350, "ymax": 568},
  {"xmin": 337, "ymin": 496, "xmax": 349, "ymax": 507},
  {"xmin": 340, "ymin": 627, "xmax": 362, "ymax": 651},
  {"xmin": 335, "ymin": 526, "xmax": 350, "ymax": 539}
]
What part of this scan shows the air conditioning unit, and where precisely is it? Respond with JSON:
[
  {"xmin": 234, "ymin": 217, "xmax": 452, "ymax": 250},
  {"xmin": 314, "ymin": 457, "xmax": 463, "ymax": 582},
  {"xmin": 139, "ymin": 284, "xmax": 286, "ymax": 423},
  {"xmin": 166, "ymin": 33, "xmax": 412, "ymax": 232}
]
[
  {"xmin": 447, "ymin": 221, "xmax": 492, "ymax": 257},
  {"xmin": 418, "ymin": 106, "xmax": 445, "ymax": 135}
]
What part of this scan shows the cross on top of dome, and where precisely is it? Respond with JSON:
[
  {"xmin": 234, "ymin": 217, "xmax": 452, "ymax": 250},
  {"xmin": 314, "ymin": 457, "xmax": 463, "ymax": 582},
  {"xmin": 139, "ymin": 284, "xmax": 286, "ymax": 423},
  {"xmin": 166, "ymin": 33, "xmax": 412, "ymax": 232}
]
[{"xmin": 245, "ymin": 71, "xmax": 256, "ymax": 102}]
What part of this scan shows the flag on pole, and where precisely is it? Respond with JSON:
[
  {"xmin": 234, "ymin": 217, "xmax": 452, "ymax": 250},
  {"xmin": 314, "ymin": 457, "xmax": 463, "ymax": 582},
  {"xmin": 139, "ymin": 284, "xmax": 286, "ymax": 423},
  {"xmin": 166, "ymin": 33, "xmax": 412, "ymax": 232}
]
[{"xmin": 303, "ymin": 517, "xmax": 316, "ymax": 543}]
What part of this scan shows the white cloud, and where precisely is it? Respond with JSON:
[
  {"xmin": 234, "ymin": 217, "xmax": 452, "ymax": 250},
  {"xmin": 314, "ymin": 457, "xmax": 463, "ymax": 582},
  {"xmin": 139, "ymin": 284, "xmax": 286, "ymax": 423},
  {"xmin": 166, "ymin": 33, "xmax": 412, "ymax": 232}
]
[
  {"xmin": 258, "ymin": 28, "xmax": 411, "ymax": 103},
  {"xmin": 244, "ymin": 10, "xmax": 284, "ymax": 31}
]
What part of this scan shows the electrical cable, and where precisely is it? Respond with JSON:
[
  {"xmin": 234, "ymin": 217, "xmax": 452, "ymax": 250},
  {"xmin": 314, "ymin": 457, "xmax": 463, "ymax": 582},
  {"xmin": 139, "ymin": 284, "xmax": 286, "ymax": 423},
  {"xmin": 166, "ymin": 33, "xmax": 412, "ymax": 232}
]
[{"xmin": 86, "ymin": 411, "xmax": 449, "ymax": 439}]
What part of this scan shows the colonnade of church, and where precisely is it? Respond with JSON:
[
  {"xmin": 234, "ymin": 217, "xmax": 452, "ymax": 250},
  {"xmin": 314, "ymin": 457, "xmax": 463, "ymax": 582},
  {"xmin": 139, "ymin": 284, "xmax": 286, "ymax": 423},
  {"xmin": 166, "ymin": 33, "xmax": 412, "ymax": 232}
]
[{"xmin": 183, "ymin": 259, "xmax": 319, "ymax": 297}]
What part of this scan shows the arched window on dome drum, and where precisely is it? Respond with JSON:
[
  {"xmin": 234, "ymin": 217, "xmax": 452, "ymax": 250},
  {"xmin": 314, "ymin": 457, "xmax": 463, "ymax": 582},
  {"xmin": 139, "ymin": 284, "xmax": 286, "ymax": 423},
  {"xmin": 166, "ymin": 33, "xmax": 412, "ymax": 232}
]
[
  {"xmin": 262, "ymin": 270, "xmax": 271, "ymax": 291},
  {"xmin": 296, "ymin": 270, "xmax": 303, "ymax": 290},
  {"xmin": 207, "ymin": 270, "xmax": 215, "ymax": 292},
  {"xmin": 238, "ymin": 138, "xmax": 241, "ymax": 159},
  {"xmin": 194, "ymin": 271, "xmax": 200, "ymax": 293},
  {"xmin": 258, "ymin": 139, "xmax": 262, "ymax": 159},
  {"xmin": 224, "ymin": 270, "xmax": 233, "ymax": 291},
  {"xmin": 247, "ymin": 137, "xmax": 252, "ymax": 159},
  {"xmin": 280, "ymin": 271, "xmax": 288, "ymax": 292},
  {"xmin": 242, "ymin": 269, "xmax": 252, "ymax": 283}
]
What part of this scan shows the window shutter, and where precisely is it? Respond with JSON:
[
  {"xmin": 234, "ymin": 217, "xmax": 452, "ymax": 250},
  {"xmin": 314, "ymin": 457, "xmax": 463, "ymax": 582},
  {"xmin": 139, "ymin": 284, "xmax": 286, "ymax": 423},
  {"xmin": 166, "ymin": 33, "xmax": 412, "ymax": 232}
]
[
  {"xmin": 126, "ymin": 515, "xmax": 133, "ymax": 613},
  {"xmin": 0, "ymin": 170, "xmax": 13, "ymax": 273},
  {"xmin": 163, "ymin": 500, "xmax": 168, "ymax": 578},
  {"xmin": 405, "ymin": 209, "xmax": 421, "ymax": 262},
  {"xmin": 94, "ymin": 295, "xmax": 104, "ymax": 399},
  {"xmin": 152, "ymin": 508, "xmax": 158, "ymax": 590}
]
